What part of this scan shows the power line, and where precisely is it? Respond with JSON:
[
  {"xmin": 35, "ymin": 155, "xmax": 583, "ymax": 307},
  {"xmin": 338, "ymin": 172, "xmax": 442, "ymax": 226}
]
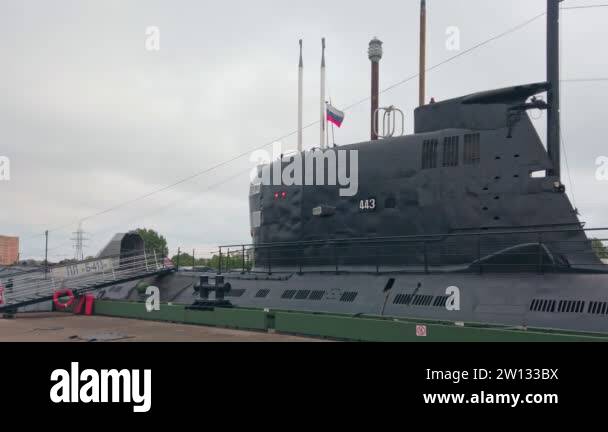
[
  {"xmin": 552, "ymin": 3, "xmax": 608, "ymax": 211},
  {"xmin": 25, "ymin": 168, "xmax": 248, "ymax": 258},
  {"xmin": 562, "ymin": 78, "xmax": 608, "ymax": 82},
  {"xmin": 29, "ymin": 9, "xmax": 548, "ymax": 242},
  {"xmin": 32, "ymin": 117, "xmax": 321, "ymax": 239},
  {"xmin": 562, "ymin": 4, "xmax": 608, "ymax": 10},
  {"xmin": 341, "ymin": 12, "xmax": 548, "ymax": 112},
  {"xmin": 83, "ymin": 169, "xmax": 247, "ymax": 245}
]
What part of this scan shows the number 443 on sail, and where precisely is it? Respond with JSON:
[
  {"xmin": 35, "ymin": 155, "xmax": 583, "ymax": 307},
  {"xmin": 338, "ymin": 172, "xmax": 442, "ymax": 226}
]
[{"xmin": 359, "ymin": 198, "xmax": 376, "ymax": 212}]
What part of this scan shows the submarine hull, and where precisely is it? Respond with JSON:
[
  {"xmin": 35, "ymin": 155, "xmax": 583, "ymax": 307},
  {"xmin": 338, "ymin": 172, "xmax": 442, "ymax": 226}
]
[{"xmin": 99, "ymin": 270, "xmax": 608, "ymax": 334}]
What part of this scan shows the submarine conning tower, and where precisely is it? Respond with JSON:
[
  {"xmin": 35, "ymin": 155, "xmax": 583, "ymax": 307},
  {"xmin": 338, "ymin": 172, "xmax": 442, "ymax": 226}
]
[
  {"xmin": 248, "ymin": 81, "xmax": 592, "ymax": 270},
  {"xmin": 247, "ymin": 0, "xmax": 601, "ymax": 271}
]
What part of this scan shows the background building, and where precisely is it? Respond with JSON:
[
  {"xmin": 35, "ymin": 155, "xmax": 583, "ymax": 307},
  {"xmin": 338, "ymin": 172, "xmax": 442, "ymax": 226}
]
[{"xmin": 0, "ymin": 236, "xmax": 19, "ymax": 266}]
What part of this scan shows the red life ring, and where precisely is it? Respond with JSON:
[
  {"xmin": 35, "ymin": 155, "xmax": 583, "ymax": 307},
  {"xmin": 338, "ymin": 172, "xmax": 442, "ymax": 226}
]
[{"xmin": 53, "ymin": 289, "xmax": 75, "ymax": 310}]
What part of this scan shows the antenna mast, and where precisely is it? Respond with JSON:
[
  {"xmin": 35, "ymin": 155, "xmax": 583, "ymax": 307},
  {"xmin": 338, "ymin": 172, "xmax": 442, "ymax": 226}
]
[
  {"xmin": 547, "ymin": 0, "xmax": 562, "ymax": 180},
  {"xmin": 419, "ymin": 0, "xmax": 427, "ymax": 107},
  {"xmin": 320, "ymin": 38, "xmax": 327, "ymax": 149},
  {"xmin": 368, "ymin": 37, "xmax": 383, "ymax": 141},
  {"xmin": 298, "ymin": 39, "xmax": 303, "ymax": 153}
]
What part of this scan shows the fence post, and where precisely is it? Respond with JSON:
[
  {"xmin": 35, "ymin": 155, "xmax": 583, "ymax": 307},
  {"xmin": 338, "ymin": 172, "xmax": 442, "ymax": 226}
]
[
  {"xmin": 241, "ymin": 245, "xmax": 245, "ymax": 274},
  {"xmin": 176, "ymin": 248, "xmax": 181, "ymax": 272},
  {"xmin": 218, "ymin": 248, "xmax": 223, "ymax": 275},
  {"xmin": 144, "ymin": 250, "xmax": 149, "ymax": 272},
  {"xmin": 227, "ymin": 248, "xmax": 231, "ymax": 273},
  {"xmin": 299, "ymin": 244, "xmax": 303, "ymax": 275},
  {"xmin": 153, "ymin": 250, "xmax": 158, "ymax": 271}
]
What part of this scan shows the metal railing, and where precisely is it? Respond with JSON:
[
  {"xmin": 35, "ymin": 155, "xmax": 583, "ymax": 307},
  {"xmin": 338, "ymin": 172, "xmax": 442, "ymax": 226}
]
[
  {"xmin": 0, "ymin": 250, "xmax": 171, "ymax": 309},
  {"xmin": 216, "ymin": 227, "xmax": 608, "ymax": 275}
]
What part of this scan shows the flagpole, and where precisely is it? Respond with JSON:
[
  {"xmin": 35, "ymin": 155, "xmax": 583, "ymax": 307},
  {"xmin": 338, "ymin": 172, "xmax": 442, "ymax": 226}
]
[
  {"xmin": 326, "ymin": 101, "xmax": 329, "ymax": 147},
  {"xmin": 330, "ymin": 97, "xmax": 336, "ymax": 147},
  {"xmin": 298, "ymin": 39, "xmax": 303, "ymax": 153},
  {"xmin": 331, "ymin": 117, "xmax": 336, "ymax": 147},
  {"xmin": 320, "ymin": 38, "xmax": 326, "ymax": 149}
]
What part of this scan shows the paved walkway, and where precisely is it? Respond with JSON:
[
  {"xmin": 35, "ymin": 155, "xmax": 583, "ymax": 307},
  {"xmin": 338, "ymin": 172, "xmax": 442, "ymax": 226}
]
[{"xmin": 0, "ymin": 313, "xmax": 321, "ymax": 342}]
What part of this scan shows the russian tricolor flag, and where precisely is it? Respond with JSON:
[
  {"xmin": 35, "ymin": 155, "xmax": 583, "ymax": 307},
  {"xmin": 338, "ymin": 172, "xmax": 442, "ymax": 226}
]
[{"xmin": 326, "ymin": 104, "xmax": 345, "ymax": 128}]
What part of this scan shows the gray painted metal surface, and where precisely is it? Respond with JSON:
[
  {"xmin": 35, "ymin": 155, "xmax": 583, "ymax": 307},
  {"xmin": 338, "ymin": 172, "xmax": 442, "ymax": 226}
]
[{"xmin": 117, "ymin": 270, "xmax": 608, "ymax": 334}]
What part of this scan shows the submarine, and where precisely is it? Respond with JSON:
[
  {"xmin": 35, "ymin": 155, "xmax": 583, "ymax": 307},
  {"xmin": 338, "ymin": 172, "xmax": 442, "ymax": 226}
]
[{"xmin": 101, "ymin": 0, "xmax": 608, "ymax": 334}]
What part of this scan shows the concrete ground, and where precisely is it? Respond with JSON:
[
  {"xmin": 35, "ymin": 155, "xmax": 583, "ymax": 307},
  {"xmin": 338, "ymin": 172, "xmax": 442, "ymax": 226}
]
[{"xmin": 0, "ymin": 313, "xmax": 321, "ymax": 342}]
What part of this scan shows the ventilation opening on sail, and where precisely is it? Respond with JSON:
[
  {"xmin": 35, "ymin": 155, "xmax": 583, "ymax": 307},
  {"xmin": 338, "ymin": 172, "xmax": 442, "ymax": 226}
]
[{"xmin": 530, "ymin": 170, "xmax": 547, "ymax": 178}]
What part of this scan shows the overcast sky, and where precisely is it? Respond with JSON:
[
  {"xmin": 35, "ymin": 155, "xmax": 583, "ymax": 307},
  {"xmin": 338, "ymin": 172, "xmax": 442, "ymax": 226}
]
[{"xmin": 1, "ymin": 0, "xmax": 607, "ymax": 260}]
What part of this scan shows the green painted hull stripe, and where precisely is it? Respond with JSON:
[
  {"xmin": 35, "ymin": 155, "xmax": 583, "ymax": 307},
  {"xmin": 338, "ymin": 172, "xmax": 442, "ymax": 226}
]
[{"xmin": 92, "ymin": 300, "xmax": 608, "ymax": 342}]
